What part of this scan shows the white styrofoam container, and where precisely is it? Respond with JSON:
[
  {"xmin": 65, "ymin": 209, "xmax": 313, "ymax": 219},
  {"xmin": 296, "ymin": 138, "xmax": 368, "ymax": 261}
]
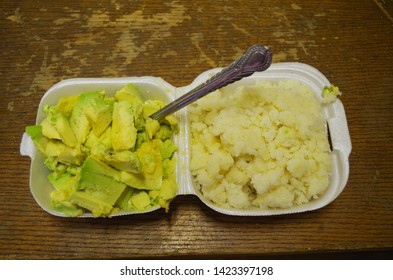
[{"xmin": 20, "ymin": 63, "xmax": 352, "ymax": 217}]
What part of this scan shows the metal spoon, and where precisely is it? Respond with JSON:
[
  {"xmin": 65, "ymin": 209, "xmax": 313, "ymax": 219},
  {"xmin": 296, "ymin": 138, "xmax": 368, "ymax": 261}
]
[{"xmin": 149, "ymin": 44, "xmax": 273, "ymax": 120}]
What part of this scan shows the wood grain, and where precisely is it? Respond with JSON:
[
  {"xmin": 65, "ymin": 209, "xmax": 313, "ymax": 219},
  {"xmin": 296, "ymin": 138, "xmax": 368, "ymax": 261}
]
[{"xmin": 1, "ymin": 0, "xmax": 392, "ymax": 259}]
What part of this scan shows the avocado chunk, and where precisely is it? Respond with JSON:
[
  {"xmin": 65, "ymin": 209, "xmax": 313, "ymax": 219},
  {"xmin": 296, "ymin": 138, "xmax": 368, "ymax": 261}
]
[
  {"xmin": 70, "ymin": 191, "xmax": 113, "ymax": 217},
  {"xmin": 118, "ymin": 140, "xmax": 163, "ymax": 190},
  {"xmin": 129, "ymin": 191, "xmax": 151, "ymax": 211},
  {"xmin": 53, "ymin": 95, "xmax": 79, "ymax": 118},
  {"xmin": 48, "ymin": 172, "xmax": 83, "ymax": 217},
  {"xmin": 114, "ymin": 83, "xmax": 143, "ymax": 103},
  {"xmin": 145, "ymin": 118, "xmax": 160, "ymax": 140},
  {"xmin": 48, "ymin": 172, "xmax": 76, "ymax": 192},
  {"xmin": 149, "ymin": 153, "xmax": 177, "ymax": 212},
  {"xmin": 44, "ymin": 141, "xmax": 84, "ymax": 166},
  {"xmin": 71, "ymin": 156, "xmax": 127, "ymax": 216},
  {"xmin": 103, "ymin": 150, "xmax": 142, "ymax": 173},
  {"xmin": 85, "ymin": 95, "xmax": 114, "ymax": 137},
  {"xmin": 111, "ymin": 100, "xmax": 138, "ymax": 151},
  {"xmin": 40, "ymin": 104, "xmax": 78, "ymax": 147},
  {"xmin": 51, "ymin": 191, "xmax": 84, "ymax": 217},
  {"xmin": 41, "ymin": 117, "xmax": 61, "ymax": 140},
  {"xmin": 160, "ymin": 139, "xmax": 177, "ymax": 160},
  {"xmin": 84, "ymin": 126, "xmax": 113, "ymax": 159},
  {"xmin": 115, "ymin": 186, "xmax": 135, "ymax": 210},
  {"xmin": 69, "ymin": 92, "xmax": 93, "ymax": 144},
  {"xmin": 142, "ymin": 99, "xmax": 164, "ymax": 118},
  {"xmin": 53, "ymin": 113, "xmax": 77, "ymax": 147},
  {"xmin": 25, "ymin": 125, "xmax": 49, "ymax": 155}
]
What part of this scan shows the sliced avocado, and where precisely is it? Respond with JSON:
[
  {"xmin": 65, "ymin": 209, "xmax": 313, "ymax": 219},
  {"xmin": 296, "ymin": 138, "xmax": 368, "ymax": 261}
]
[
  {"xmin": 149, "ymin": 177, "xmax": 177, "ymax": 212},
  {"xmin": 40, "ymin": 104, "xmax": 78, "ymax": 147},
  {"xmin": 114, "ymin": 83, "xmax": 144, "ymax": 103},
  {"xmin": 53, "ymin": 113, "xmax": 77, "ymax": 147},
  {"xmin": 103, "ymin": 150, "xmax": 142, "ymax": 173},
  {"xmin": 48, "ymin": 172, "xmax": 76, "ymax": 192},
  {"xmin": 135, "ymin": 131, "xmax": 147, "ymax": 150},
  {"xmin": 137, "ymin": 140, "xmax": 163, "ymax": 175},
  {"xmin": 69, "ymin": 92, "xmax": 97, "ymax": 144},
  {"xmin": 119, "ymin": 171, "xmax": 157, "ymax": 190},
  {"xmin": 44, "ymin": 141, "xmax": 84, "ymax": 166},
  {"xmin": 25, "ymin": 84, "xmax": 180, "ymax": 217},
  {"xmin": 160, "ymin": 139, "xmax": 177, "ymax": 160},
  {"xmin": 162, "ymin": 158, "xmax": 175, "ymax": 179},
  {"xmin": 154, "ymin": 124, "xmax": 173, "ymax": 140},
  {"xmin": 84, "ymin": 126, "xmax": 113, "ymax": 159},
  {"xmin": 159, "ymin": 177, "xmax": 177, "ymax": 211},
  {"xmin": 53, "ymin": 95, "xmax": 79, "ymax": 118},
  {"xmin": 164, "ymin": 115, "xmax": 179, "ymax": 134},
  {"xmin": 70, "ymin": 191, "xmax": 113, "ymax": 217},
  {"xmin": 85, "ymin": 94, "xmax": 114, "ymax": 137},
  {"xmin": 142, "ymin": 99, "xmax": 164, "ymax": 118},
  {"xmin": 132, "ymin": 101, "xmax": 144, "ymax": 131},
  {"xmin": 119, "ymin": 140, "xmax": 163, "ymax": 190},
  {"xmin": 25, "ymin": 125, "xmax": 50, "ymax": 155},
  {"xmin": 130, "ymin": 191, "xmax": 151, "ymax": 211},
  {"xmin": 111, "ymin": 100, "xmax": 137, "ymax": 151},
  {"xmin": 26, "ymin": 125, "xmax": 42, "ymax": 139},
  {"xmin": 115, "ymin": 186, "xmax": 135, "ymax": 210},
  {"xmin": 49, "ymin": 173, "xmax": 82, "ymax": 217},
  {"xmin": 75, "ymin": 156, "xmax": 126, "ymax": 204},
  {"xmin": 41, "ymin": 117, "xmax": 61, "ymax": 140},
  {"xmin": 70, "ymin": 156, "xmax": 127, "ymax": 216},
  {"xmin": 145, "ymin": 118, "xmax": 160, "ymax": 139},
  {"xmin": 114, "ymin": 84, "xmax": 144, "ymax": 131},
  {"xmin": 51, "ymin": 191, "xmax": 84, "ymax": 217}
]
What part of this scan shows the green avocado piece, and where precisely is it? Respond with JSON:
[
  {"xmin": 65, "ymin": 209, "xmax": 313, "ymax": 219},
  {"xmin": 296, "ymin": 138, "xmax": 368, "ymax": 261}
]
[
  {"xmin": 149, "ymin": 158, "xmax": 177, "ymax": 212},
  {"xmin": 53, "ymin": 113, "xmax": 77, "ymax": 147},
  {"xmin": 114, "ymin": 84, "xmax": 144, "ymax": 131},
  {"xmin": 40, "ymin": 104, "xmax": 78, "ymax": 147},
  {"xmin": 160, "ymin": 139, "xmax": 177, "ymax": 160},
  {"xmin": 51, "ymin": 191, "xmax": 84, "ymax": 217},
  {"xmin": 84, "ymin": 126, "xmax": 113, "ymax": 159},
  {"xmin": 130, "ymin": 191, "xmax": 151, "ymax": 211},
  {"xmin": 44, "ymin": 141, "xmax": 84, "ymax": 166},
  {"xmin": 145, "ymin": 118, "xmax": 160, "ymax": 139},
  {"xmin": 142, "ymin": 99, "xmax": 164, "ymax": 118},
  {"xmin": 75, "ymin": 156, "xmax": 126, "ymax": 205},
  {"xmin": 154, "ymin": 124, "xmax": 173, "ymax": 140},
  {"xmin": 41, "ymin": 117, "xmax": 61, "ymax": 140},
  {"xmin": 163, "ymin": 115, "xmax": 179, "ymax": 134},
  {"xmin": 115, "ymin": 186, "xmax": 135, "ymax": 210},
  {"xmin": 69, "ymin": 191, "xmax": 113, "ymax": 217},
  {"xmin": 135, "ymin": 131, "xmax": 147, "ymax": 150},
  {"xmin": 26, "ymin": 125, "xmax": 42, "ymax": 139},
  {"xmin": 118, "ymin": 140, "xmax": 163, "ymax": 190},
  {"xmin": 53, "ymin": 95, "xmax": 79, "ymax": 118},
  {"xmin": 69, "ymin": 92, "xmax": 94, "ymax": 144},
  {"xmin": 85, "ymin": 95, "xmax": 114, "ymax": 137},
  {"xmin": 114, "ymin": 83, "xmax": 143, "ymax": 103},
  {"xmin": 103, "ymin": 150, "xmax": 142, "ymax": 173},
  {"xmin": 25, "ymin": 125, "xmax": 50, "ymax": 155},
  {"xmin": 48, "ymin": 172, "xmax": 76, "ymax": 192},
  {"xmin": 111, "ymin": 100, "xmax": 138, "ymax": 151},
  {"xmin": 49, "ymin": 172, "xmax": 83, "ymax": 217}
]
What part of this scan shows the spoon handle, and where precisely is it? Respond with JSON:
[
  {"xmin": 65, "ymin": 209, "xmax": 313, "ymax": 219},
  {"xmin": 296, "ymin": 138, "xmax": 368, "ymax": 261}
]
[{"xmin": 150, "ymin": 45, "xmax": 272, "ymax": 120}]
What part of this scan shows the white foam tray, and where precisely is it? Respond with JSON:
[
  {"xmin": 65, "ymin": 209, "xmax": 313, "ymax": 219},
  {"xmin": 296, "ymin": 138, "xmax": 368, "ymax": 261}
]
[{"xmin": 20, "ymin": 62, "xmax": 352, "ymax": 217}]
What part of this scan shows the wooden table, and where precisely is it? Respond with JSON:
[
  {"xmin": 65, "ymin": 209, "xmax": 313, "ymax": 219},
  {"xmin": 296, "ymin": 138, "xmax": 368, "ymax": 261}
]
[{"xmin": 1, "ymin": 0, "xmax": 392, "ymax": 259}]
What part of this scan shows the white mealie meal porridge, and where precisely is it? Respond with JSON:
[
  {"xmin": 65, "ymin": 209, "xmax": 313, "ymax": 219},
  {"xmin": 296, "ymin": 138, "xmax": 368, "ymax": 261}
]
[{"xmin": 189, "ymin": 79, "xmax": 333, "ymax": 210}]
